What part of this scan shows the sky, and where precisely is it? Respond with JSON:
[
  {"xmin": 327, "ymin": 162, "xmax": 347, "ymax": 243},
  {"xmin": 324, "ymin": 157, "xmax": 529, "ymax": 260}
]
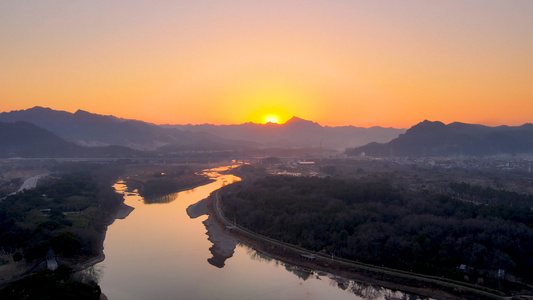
[{"xmin": 1, "ymin": 1, "xmax": 532, "ymax": 128}]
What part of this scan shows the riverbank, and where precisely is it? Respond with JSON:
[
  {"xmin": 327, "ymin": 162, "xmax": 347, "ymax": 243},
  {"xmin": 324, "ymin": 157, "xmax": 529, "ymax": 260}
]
[
  {"xmin": 187, "ymin": 198, "xmax": 239, "ymax": 268},
  {"xmin": 0, "ymin": 202, "xmax": 133, "ymax": 290},
  {"xmin": 66, "ymin": 202, "xmax": 135, "ymax": 273},
  {"xmin": 207, "ymin": 191, "xmax": 516, "ymax": 300}
]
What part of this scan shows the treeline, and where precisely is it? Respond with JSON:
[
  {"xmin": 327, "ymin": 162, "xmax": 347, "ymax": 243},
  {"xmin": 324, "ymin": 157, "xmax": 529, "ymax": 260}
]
[
  {"xmin": 220, "ymin": 175, "xmax": 533, "ymax": 284},
  {"xmin": 0, "ymin": 170, "xmax": 123, "ymax": 261},
  {"xmin": 449, "ymin": 182, "xmax": 533, "ymax": 211}
]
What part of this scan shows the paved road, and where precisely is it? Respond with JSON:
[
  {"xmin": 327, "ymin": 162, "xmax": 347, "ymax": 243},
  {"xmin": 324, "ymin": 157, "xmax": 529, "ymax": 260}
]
[{"xmin": 16, "ymin": 173, "xmax": 49, "ymax": 193}]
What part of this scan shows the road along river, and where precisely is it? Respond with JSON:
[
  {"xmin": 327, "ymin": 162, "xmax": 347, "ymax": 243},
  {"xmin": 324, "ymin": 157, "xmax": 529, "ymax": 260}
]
[{"xmin": 93, "ymin": 165, "xmax": 429, "ymax": 300}]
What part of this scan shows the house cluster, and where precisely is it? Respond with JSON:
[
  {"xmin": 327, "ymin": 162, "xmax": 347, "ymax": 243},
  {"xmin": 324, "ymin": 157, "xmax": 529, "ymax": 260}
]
[
  {"xmin": 372, "ymin": 156, "xmax": 533, "ymax": 172},
  {"xmin": 264, "ymin": 159, "xmax": 321, "ymax": 177}
]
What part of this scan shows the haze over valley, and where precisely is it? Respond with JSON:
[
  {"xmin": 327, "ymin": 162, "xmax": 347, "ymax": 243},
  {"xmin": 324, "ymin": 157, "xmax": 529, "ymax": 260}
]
[
  {"xmin": 2, "ymin": 1, "xmax": 533, "ymax": 299},
  {"xmin": 0, "ymin": 106, "xmax": 406, "ymax": 155}
]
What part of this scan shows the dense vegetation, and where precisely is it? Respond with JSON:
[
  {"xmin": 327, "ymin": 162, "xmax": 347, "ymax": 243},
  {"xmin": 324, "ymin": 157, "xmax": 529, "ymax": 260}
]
[
  {"xmin": 449, "ymin": 181, "xmax": 533, "ymax": 212},
  {"xmin": 0, "ymin": 171, "xmax": 123, "ymax": 261},
  {"xmin": 0, "ymin": 265, "xmax": 100, "ymax": 300},
  {"xmin": 221, "ymin": 175, "xmax": 533, "ymax": 284}
]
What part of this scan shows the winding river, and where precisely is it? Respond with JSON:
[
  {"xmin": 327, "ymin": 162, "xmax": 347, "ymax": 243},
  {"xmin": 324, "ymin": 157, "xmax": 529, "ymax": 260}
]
[{"xmin": 94, "ymin": 166, "xmax": 429, "ymax": 300}]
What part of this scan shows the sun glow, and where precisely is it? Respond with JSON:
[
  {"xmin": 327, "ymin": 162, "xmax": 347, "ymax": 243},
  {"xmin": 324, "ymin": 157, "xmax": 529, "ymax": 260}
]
[
  {"xmin": 264, "ymin": 115, "xmax": 280, "ymax": 124},
  {"xmin": 246, "ymin": 107, "xmax": 292, "ymax": 124}
]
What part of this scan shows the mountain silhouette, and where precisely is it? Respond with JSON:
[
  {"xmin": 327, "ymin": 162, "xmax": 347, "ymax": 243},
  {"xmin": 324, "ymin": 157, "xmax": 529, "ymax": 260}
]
[
  {"xmin": 0, "ymin": 107, "xmax": 242, "ymax": 151},
  {"xmin": 169, "ymin": 116, "xmax": 404, "ymax": 149},
  {"xmin": 1, "ymin": 107, "xmax": 405, "ymax": 151},
  {"xmin": 0, "ymin": 121, "xmax": 142, "ymax": 158},
  {"xmin": 346, "ymin": 120, "xmax": 533, "ymax": 157}
]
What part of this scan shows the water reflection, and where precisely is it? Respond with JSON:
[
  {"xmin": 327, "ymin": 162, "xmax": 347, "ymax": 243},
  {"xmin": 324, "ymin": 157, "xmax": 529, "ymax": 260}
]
[
  {"xmin": 245, "ymin": 246, "xmax": 274, "ymax": 264},
  {"xmin": 240, "ymin": 242, "xmax": 432, "ymax": 300},
  {"xmin": 284, "ymin": 264, "xmax": 313, "ymax": 281},
  {"xmin": 142, "ymin": 192, "xmax": 179, "ymax": 204},
  {"xmin": 188, "ymin": 166, "xmax": 433, "ymax": 299},
  {"xmin": 205, "ymin": 165, "xmax": 241, "ymax": 173},
  {"xmin": 97, "ymin": 165, "xmax": 434, "ymax": 300},
  {"xmin": 327, "ymin": 273, "xmax": 431, "ymax": 300}
]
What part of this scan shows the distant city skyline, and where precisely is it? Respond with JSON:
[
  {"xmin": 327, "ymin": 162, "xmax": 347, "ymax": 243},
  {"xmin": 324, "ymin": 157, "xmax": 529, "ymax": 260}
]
[{"xmin": 1, "ymin": 1, "xmax": 532, "ymax": 128}]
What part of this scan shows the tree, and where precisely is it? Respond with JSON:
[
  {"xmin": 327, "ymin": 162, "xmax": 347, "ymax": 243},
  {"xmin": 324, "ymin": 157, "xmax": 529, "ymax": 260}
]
[
  {"xmin": 12, "ymin": 252, "xmax": 23, "ymax": 262},
  {"xmin": 51, "ymin": 231, "xmax": 81, "ymax": 257}
]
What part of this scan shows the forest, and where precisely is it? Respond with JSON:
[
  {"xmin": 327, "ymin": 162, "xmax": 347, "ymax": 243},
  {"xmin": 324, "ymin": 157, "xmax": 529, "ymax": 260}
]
[
  {"xmin": 220, "ymin": 174, "xmax": 533, "ymax": 287},
  {"xmin": 0, "ymin": 169, "xmax": 123, "ymax": 262}
]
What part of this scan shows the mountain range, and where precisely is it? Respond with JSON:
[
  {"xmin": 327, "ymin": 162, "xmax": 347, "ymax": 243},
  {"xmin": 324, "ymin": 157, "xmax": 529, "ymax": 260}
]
[
  {"xmin": 346, "ymin": 120, "xmax": 533, "ymax": 157},
  {"xmin": 0, "ymin": 121, "xmax": 142, "ymax": 158},
  {"xmin": 4, "ymin": 107, "xmax": 530, "ymax": 158},
  {"xmin": 0, "ymin": 107, "xmax": 234, "ymax": 151},
  {"xmin": 0, "ymin": 107, "xmax": 405, "ymax": 153},
  {"xmin": 167, "ymin": 116, "xmax": 404, "ymax": 150}
]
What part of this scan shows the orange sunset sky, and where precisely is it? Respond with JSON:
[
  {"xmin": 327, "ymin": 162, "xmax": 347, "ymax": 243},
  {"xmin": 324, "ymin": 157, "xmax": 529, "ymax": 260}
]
[{"xmin": 1, "ymin": 1, "xmax": 532, "ymax": 128}]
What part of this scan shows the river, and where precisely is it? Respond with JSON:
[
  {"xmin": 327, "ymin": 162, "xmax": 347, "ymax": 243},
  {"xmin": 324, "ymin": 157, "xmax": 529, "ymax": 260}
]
[{"xmin": 93, "ymin": 166, "xmax": 429, "ymax": 300}]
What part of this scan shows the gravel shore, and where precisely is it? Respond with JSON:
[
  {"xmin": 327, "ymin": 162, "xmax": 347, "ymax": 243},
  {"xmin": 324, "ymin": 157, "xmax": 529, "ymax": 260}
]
[{"xmin": 187, "ymin": 198, "xmax": 238, "ymax": 268}]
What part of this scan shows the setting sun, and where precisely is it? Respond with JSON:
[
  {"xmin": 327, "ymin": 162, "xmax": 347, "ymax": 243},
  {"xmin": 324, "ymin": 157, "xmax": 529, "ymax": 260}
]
[
  {"xmin": 1, "ymin": 2, "xmax": 533, "ymax": 128},
  {"xmin": 246, "ymin": 107, "xmax": 292, "ymax": 124},
  {"xmin": 264, "ymin": 115, "xmax": 279, "ymax": 124}
]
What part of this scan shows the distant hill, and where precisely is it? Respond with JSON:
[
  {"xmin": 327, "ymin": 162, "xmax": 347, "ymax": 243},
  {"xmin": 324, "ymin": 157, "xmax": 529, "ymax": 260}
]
[
  {"xmin": 168, "ymin": 116, "xmax": 405, "ymax": 150},
  {"xmin": 346, "ymin": 120, "xmax": 533, "ymax": 157},
  {"xmin": 0, "ymin": 121, "xmax": 142, "ymax": 158},
  {"xmin": 0, "ymin": 107, "xmax": 244, "ymax": 151},
  {"xmin": 1, "ymin": 107, "xmax": 405, "ymax": 151}
]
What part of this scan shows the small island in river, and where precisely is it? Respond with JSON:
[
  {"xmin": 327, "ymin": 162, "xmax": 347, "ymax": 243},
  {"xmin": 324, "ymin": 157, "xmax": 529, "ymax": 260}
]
[{"xmin": 124, "ymin": 164, "xmax": 213, "ymax": 204}]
